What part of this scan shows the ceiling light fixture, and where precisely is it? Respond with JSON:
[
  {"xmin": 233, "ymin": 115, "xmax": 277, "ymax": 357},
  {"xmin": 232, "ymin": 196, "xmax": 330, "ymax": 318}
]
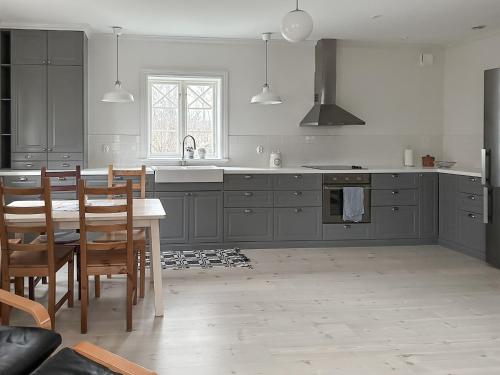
[
  {"xmin": 281, "ymin": 0, "xmax": 313, "ymax": 43},
  {"xmin": 251, "ymin": 33, "xmax": 282, "ymax": 105},
  {"xmin": 102, "ymin": 26, "xmax": 134, "ymax": 103}
]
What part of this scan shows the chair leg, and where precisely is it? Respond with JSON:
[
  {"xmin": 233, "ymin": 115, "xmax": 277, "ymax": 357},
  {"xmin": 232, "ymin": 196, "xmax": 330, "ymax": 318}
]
[
  {"xmin": 48, "ymin": 274, "xmax": 56, "ymax": 330},
  {"xmin": 68, "ymin": 258, "xmax": 74, "ymax": 308},
  {"xmin": 133, "ymin": 255, "xmax": 138, "ymax": 306},
  {"xmin": 126, "ymin": 270, "xmax": 133, "ymax": 332},
  {"xmin": 94, "ymin": 275, "xmax": 100, "ymax": 298},
  {"xmin": 14, "ymin": 277, "xmax": 24, "ymax": 297},
  {"xmin": 76, "ymin": 249, "xmax": 81, "ymax": 301},
  {"xmin": 81, "ymin": 273, "xmax": 88, "ymax": 334},
  {"xmin": 140, "ymin": 246, "xmax": 145, "ymax": 298},
  {"xmin": 28, "ymin": 277, "xmax": 35, "ymax": 300}
]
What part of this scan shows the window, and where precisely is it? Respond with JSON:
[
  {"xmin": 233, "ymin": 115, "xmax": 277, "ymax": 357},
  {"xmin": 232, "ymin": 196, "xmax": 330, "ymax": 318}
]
[{"xmin": 146, "ymin": 73, "xmax": 226, "ymax": 160}]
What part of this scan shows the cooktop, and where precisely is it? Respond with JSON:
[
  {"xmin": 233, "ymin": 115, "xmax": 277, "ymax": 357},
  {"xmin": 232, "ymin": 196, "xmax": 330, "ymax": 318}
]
[{"xmin": 302, "ymin": 165, "xmax": 364, "ymax": 170}]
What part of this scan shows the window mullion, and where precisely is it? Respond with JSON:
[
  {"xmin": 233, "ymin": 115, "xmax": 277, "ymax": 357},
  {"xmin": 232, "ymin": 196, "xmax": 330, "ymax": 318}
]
[{"xmin": 178, "ymin": 81, "xmax": 186, "ymax": 158}]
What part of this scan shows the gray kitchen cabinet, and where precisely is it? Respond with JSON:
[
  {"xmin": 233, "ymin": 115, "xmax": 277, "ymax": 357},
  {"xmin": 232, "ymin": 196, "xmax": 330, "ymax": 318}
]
[
  {"xmin": 439, "ymin": 174, "xmax": 458, "ymax": 242},
  {"xmin": 189, "ymin": 191, "xmax": 223, "ymax": 243},
  {"xmin": 457, "ymin": 210, "xmax": 485, "ymax": 256},
  {"xmin": 157, "ymin": 192, "xmax": 190, "ymax": 244},
  {"xmin": 11, "ymin": 30, "xmax": 47, "ymax": 65},
  {"xmin": 323, "ymin": 223, "xmax": 373, "ymax": 240},
  {"xmin": 372, "ymin": 206, "xmax": 419, "ymax": 239},
  {"xmin": 274, "ymin": 207, "xmax": 322, "ymax": 241},
  {"xmin": 224, "ymin": 207, "xmax": 274, "ymax": 242},
  {"xmin": 224, "ymin": 174, "xmax": 273, "ymax": 190},
  {"xmin": 458, "ymin": 192, "xmax": 483, "ymax": 214},
  {"xmin": 224, "ymin": 190, "xmax": 273, "ymax": 207},
  {"xmin": 458, "ymin": 175, "xmax": 482, "ymax": 196},
  {"xmin": 371, "ymin": 189, "xmax": 418, "ymax": 206},
  {"xmin": 47, "ymin": 65, "xmax": 83, "ymax": 153},
  {"xmin": 273, "ymin": 174, "xmax": 322, "ymax": 190},
  {"xmin": 420, "ymin": 173, "xmax": 439, "ymax": 239},
  {"xmin": 47, "ymin": 31, "xmax": 83, "ymax": 66},
  {"xmin": 274, "ymin": 190, "xmax": 322, "ymax": 207},
  {"xmin": 11, "ymin": 65, "xmax": 47, "ymax": 153},
  {"xmin": 372, "ymin": 173, "xmax": 419, "ymax": 189}
]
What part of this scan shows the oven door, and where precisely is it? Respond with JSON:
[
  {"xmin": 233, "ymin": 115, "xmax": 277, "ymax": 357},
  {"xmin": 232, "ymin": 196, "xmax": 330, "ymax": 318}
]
[{"xmin": 322, "ymin": 185, "xmax": 371, "ymax": 223}]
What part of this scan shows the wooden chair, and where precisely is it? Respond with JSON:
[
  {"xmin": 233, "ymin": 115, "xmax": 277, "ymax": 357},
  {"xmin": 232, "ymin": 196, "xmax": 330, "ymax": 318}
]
[
  {"xmin": 28, "ymin": 165, "xmax": 82, "ymax": 301},
  {"xmin": 0, "ymin": 177, "xmax": 75, "ymax": 329},
  {"xmin": 97, "ymin": 164, "xmax": 147, "ymax": 299},
  {"xmin": 78, "ymin": 179, "xmax": 138, "ymax": 333}
]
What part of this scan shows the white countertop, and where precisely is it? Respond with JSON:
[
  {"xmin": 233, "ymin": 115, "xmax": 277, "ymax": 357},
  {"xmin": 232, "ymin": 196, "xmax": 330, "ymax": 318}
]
[{"xmin": 0, "ymin": 166, "xmax": 482, "ymax": 178}]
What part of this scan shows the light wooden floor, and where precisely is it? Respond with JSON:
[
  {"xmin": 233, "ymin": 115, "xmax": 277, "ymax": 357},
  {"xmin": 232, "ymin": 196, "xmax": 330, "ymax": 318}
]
[{"xmin": 9, "ymin": 245, "xmax": 500, "ymax": 374}]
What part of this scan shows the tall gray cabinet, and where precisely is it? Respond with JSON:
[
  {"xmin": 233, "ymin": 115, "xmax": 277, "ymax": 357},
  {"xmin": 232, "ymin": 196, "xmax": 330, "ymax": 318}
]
[{"xmin": 9, "ymin": 29, "xmax": 86, "ymax": 169}]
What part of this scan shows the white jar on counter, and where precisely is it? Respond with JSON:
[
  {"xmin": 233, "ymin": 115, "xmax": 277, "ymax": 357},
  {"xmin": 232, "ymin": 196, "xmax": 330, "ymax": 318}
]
[{"xmin": 270, "ymin": 150, "xmax": 282, "ymax": 168}]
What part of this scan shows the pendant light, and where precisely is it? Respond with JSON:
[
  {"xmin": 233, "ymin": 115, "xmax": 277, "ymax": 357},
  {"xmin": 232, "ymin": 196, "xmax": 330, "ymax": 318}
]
[
  {"xmin": 281, "ymin": 0, "xmax": 313, "ymax": 43},
  {"xmin": 251, "ymin": 33, "xmax": 282, "ymax": 105},
  {"xmin": 102, "ymin": 26, "xmax": 134, "ymax": 103}
]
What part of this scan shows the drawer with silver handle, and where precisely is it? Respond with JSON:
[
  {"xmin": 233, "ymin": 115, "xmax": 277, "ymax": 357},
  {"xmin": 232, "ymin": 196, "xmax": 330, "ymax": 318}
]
[
  {"xmin": 224, "ymin": 174, "xmax": 273, "ymax": 190},
  {"xmin": 224, "ymin": 191, "xmax": 273, "ymax": 207},
  {"xmin": 2, "ymin": 175, "xmax": 41, "ymax": 187},
  {"xmin": 273, "ymin": 174, "xmax": 322, "ymax": 190},
  {"xmin": 48, "ymin": 152, "xmax": 84, "ymax": 161},
  {"xmin": 47, "ymin": 160, "xmax": 83, "ymax": 170},
  {"xmin": 458, "ymin": 192, "xmax": 483, "ymax": 214},
  {"xmin": 11, "ymin": 161, "xmax": 45, "ymax": 170},
  {"xmin": 458, "ymin": 175, "xmax": 483, "ymax": 195},
  {"xmin": 372, "ymin": 189, "xmax": 418, "ymax": 206},
  {"xmin": 11, "ymin": 152, "xmax": 46, "ymax": 161},
  {"xmin": 274, "ymin": 190, "xmax": 322, "ymax": 207}
]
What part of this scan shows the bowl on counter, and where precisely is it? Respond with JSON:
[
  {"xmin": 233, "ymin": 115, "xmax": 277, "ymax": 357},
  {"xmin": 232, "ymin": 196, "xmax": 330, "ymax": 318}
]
[{"xmin": 435, "ymin": 161, "xmax": 457, "ymax": 169}]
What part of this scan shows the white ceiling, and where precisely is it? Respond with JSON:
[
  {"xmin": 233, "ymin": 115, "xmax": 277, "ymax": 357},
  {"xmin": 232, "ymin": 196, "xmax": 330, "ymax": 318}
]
[{"xmin": 2, "ymin": 0, "xmax": 500, "ymax": 44}]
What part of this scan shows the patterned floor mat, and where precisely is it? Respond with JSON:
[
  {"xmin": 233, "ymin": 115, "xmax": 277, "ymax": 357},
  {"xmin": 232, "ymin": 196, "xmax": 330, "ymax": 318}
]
[{"xmin": 145, "ymin": 248, "xmax": 252, "ymax": 270}]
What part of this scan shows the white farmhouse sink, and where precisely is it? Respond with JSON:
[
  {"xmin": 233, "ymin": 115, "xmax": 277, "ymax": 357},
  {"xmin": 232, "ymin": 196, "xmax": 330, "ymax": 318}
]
[{"xmin": 153, "ymin": 166, "xmax": 223, "ymax": 183}]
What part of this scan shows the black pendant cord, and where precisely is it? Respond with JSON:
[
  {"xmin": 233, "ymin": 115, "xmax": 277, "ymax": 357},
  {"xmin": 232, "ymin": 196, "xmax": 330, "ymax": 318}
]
[
  {"xmin": 265, "ymin": 39, "xmax": 268, "ymax": 86},
  {"xmin": 296, "ymin": 0, "xmax": 299, "ymax": 11},
  {"xmin": 116, "ymin": 33, "xmax": 120, "ymax": 84}
]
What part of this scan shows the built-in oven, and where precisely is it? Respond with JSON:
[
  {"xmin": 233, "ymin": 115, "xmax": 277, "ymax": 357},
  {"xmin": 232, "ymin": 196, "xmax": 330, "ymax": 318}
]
[{"xmin": 322, "ymin": 173, "xmax": 371, "ymax": 224}]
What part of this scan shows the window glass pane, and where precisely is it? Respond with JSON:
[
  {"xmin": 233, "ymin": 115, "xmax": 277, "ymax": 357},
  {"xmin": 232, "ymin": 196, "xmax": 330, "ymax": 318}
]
[
  {"xmin": 150, "ymin": 82, "xmax": 179, "ymax": 155},
  {"xmin": 186, "ymin": 83, "xmax": 216, "ymax": 157}
]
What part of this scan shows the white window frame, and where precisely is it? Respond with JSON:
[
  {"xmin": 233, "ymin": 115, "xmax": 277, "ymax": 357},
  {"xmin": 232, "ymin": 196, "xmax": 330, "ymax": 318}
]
[{"xmin": 141, "ymin": 69, "xmax": 228, "ymax": 161}]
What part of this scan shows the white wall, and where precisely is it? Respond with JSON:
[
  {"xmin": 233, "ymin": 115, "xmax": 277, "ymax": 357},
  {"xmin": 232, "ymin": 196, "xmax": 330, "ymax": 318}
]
[
  {"xmin": 443, "ymin": 33, "xmax": 500, "ymax": 169},
  {"xmin": 88, "ymin": 36, "xmax": 444, "ymax": 168}
]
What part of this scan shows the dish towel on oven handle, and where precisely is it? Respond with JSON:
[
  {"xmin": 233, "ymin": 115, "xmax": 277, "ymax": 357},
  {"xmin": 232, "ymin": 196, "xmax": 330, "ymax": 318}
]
[{"xmin": 343, "ymin": 187, "xmax": 365, "ymax": 222}]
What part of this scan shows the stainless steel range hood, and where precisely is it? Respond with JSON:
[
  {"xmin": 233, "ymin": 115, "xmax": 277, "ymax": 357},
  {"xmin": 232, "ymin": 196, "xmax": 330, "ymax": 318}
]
[{"xmin": 300, "ymin": 39, "xmax": 365, "ymax": 126}]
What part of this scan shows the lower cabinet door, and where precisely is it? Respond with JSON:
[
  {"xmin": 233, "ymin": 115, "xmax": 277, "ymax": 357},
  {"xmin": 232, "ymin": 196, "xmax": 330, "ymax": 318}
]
[
  {"xmin": 457, "ymin": 210, "xmax": 485, "ymax": 255},
  {"xmin": 224, "ymin": 208, "xmax": 273, "ymax": 242},
  {"xmin": 372, "ymin": 206, "xmax": 419, "ymax": 239},
  {"xmin": 190, "ymin": 191, "xmax": 223, "ymax": 243},
  {"xmin": 157, "ymin": 192, "xmax": 189, "ymax": 244},
  {"xmin": 274, "ymin": 207, "xmax": 322, "ymax": 241}
]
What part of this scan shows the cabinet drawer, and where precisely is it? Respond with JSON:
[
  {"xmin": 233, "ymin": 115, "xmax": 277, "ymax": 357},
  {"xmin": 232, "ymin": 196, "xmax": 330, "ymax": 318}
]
[
  {"xmin": 458, "ymin": 175, "xmax": 482, "ymax": 195},
  {"xmin": 48, "ymin": 152, "xmax": 83, "ymax": 161},
  {"xmin": 323, "ymin": 223, "xmax": 372, "ymax": 240},
  {"xmin": 371, "ymin": 189, "xmax": 418, "ymax": 206},
  {"xmin": 372, "ymin": 173, "xmax": 419, "ymax": 189},
  {"xmin": 2, "ymin": 175, "xmax": 41, "ymax": 187},
  {"xmin": 224, "ymin": 174, "xmax": 273, "ymax": 190},
  {"xmin": 274, "ymin": 207, "xmax": 322, "ymax": 241},
  {"xmin": 11, "ymin": 160, "xmax": 46, "ymax": 170},
  {"xmin": 224, "ymin": 191, "xmax": 273, "ymax": 207},
  {"xmin": 11, "ymin": 152, "xmax": 46, "ymax": 161},
  {"xmin": 372, "ymin": 206, "xmax": 419, "ymax": 239},
  {"xmin": 48, "ymin": 160, "xmax": 83, "ymax": 170},
  {"xmin": 274, "ymin": 190, "xmax": 322, "ymax": 207},
  {"xmin": 457, "ymin": 210, "xmax": 485, "ymax": 252},
  {"xmin": 458, "ymin": 192, "xmax": 483, "ymax": 214},
  {"xmin": 224, "ymin": 208, "xmax": 273, "ymax": 242},
  {"xmin": 273, "ymin": 174, "xmax": 321, "ymax": 190}
]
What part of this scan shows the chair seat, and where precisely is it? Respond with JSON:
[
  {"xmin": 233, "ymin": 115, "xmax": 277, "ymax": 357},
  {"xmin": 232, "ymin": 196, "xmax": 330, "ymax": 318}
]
[
  {"xmin": 0, "ymin": 326, "xmax": 62, "ymax": 375},
  {"xmin": 32, "ymin": 347, "xmax": 118, "ymax": 375},
  {"xmin": 9, "ymin": 246, "xmax": 74, "ymax": 270},
  {"xmin": 95, "ymin": 229, "xmax": 145, "ymax": 245},
  {"xmin": 87, "ymin": 249, "xmax": 138, "ymax": 269}
]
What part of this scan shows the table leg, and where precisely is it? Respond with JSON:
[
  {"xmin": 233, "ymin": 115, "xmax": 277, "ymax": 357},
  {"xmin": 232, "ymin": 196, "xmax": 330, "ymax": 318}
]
[{"xmin": 150, "ymin": 220, "xmax": 164, "ymax": 317}]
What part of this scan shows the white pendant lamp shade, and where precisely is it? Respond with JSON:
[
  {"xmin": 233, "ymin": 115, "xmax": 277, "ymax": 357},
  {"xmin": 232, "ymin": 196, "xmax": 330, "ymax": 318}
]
[
  {"xmin": 102, "ymin": 26, "xmax": 134, "ymax": 103},
  {"xmin": 251, "ymin": 33, "xmax": 282, "ymax": 105},
  {"xmin": 281, "ymin": 0, "xmax": 313, "ymax": 43}
]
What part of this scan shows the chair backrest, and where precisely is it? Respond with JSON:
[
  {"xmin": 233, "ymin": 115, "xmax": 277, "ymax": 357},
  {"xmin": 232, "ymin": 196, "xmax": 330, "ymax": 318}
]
[
  {"xmin": 77, "ymin": 179, "xmax": 134, "ymax": 266},
  {"xmin": 0, "ymin": 177, "xmax": 56, "ymax": 271},
  {"xmin": 41, "ymin": 166, "xmax": 81, "ymax": 197},
  {"xmin": 107, "ymin": 165, "xmax": 146, "ymax": 199}
]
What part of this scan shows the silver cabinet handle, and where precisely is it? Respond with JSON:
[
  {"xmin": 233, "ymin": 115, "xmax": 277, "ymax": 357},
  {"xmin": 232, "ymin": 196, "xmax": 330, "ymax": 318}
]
[
  {"xmin": 47, "ymin": 60, "xmax": 51, "ymax": 65},
  {"xmin": 244, "ymin": 209, "xmax": 253, "ymax": 214},
  {"xmin": 42, "ymin": 60, "xmax": 46, "ymax": 64},
  {"xmin": 243, "ymin": 175, "xmax": 253, "ymax": 179},
  {"xmin": 481, "ymin": 148, "xmax": 489, "ymax": 185},
  {"xmin": 344, "ymin": 224, "xmax": 351, "ymax": 229},
  {"xmin": 17, "ymin": 177, "xmax": 28, "ymax": 182},
  {"xmin": 391, "ymin": 174, "xmax": 399, "ymax": 178},
  {"xmin": 484, "ymin": 186, "xmax": 489, "ymax": 224},
  {"xmin": 57, "ymin": 177, "xmax": 67, "ymax": 181},
  {"xmin": 184, "ymin": 192, "xmax": 192, "ymax": 196},
  {"xmin": 42, "ymin": 148, "xmax": 47, "ymax": 151},
  {"xmin": 293, "ymin": 175, "xmax": 302, "ymax": 179},
  {"xmin": 61, "ymin": 163, "xmax": 70, "ymax": 167},
  {"xmin": 468, "ymin": 213, "xmax": 477, "ymax": 219},
  {"xmin": 391, "ymin": 190, "xmax": 399, "ymax": 195},
  {"xmin": 62, "ymin": 154, "xmax": 70, "ymax": 159},
  {"xmin": 115, "ymin": 176, "xmax": 123, "ymax": 180},
  {"xmin": 293, "ymin": 191, "xmax": 302, "ymax": 196},
  {"xmin": 392, "ymin": 207, "xmax": 399, "ymax": 212},
  {"xmin": 468, "ymin": 195, "xmax": 477, "ymax": 200},
  {"xmin": 25, "ymin": 163, "xmax": 33, "ymax": 167},
  {"xmin": 25, "ymin": 154, "xmax": 32, "ymax": 159},
  {"xmin": 244, "ymin": 192, "xmax": 253, "ymax": 197},
  {"xmin": 293, "ymin": 208, "xmax": 303, "ymax": 213},
  {"xmin": 48, "ymin": 148, "xmax": 53, "ymax": 152}
]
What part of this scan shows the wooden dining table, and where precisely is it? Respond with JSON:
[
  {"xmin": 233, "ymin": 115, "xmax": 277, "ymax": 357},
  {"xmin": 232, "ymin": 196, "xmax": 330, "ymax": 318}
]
[{"xmin": 4, "ymin": 198, "xmax": 167, "ymax": 317}]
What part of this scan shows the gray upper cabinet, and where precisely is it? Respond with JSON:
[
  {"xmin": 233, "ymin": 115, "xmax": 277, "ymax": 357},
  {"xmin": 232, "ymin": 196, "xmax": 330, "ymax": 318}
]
[
  {"xmin": 420, "ymin": 173, "xmax": 439, "ymax": 239},
  {"xmin": 439, "ymin": 174, "xmax": 458, "ymax": 242},
  {"xmin": 47, "ymin": 31, "xmax": 83, "ymax": 66},
  {"xmin": 157, "ymin": 192, "xmax": 189, "ymax": 244},
  {"xmin": 47, "ymin": 65, "xmax": 83, "ymax": 153},
  {"xmin": 11, "ymin": 65, "xmax": 47, "ymax": 153},
  {"xmin": 190, "ymin": 191, "xmax": 223, "ymax": 243},
  {"xmin": 11, "ymin": 30, "xmax": 47, "ymax": 65}
]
